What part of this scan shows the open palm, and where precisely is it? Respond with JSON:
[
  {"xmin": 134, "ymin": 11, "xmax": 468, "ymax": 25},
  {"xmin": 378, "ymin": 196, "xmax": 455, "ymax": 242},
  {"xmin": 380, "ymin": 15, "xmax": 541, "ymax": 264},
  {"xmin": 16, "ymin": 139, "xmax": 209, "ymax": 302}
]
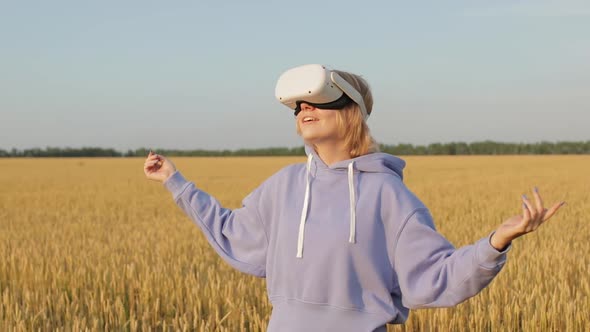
[{"xmin": 491, "ymin": 187, "xmax": 565, "ymax": 250}]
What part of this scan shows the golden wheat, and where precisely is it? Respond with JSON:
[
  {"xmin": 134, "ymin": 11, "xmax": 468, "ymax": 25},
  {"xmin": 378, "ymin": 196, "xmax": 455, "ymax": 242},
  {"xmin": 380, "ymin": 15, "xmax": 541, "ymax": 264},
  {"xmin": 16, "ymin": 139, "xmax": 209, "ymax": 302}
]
[{"xmin": 0, "ymin": 156, "xmax": 588, "ymax": 331}]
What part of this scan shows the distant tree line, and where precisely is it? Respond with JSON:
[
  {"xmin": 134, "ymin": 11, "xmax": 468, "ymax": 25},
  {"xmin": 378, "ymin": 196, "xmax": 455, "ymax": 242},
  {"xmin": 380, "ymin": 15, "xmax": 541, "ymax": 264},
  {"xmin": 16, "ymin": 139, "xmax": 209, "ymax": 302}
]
[
  {"xmin": 1, "ymin": 141, "xmax": 589, "ymax": 157},
  {"xmin": 380, "ymin": 140, "xmax": 590, "ymax": 155}
]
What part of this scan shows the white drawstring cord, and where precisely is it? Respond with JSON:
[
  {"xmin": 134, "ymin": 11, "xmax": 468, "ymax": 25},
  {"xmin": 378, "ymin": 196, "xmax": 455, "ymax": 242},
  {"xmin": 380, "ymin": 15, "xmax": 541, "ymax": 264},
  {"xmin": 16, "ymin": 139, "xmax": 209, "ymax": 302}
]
[
  {"xmin": 296, "ymin": 153, "xmax": 313, "ymax": 258},
  {"xmin": 296, "ymin": 156, "xmax": 357, "ymax": 257},
  {"xmin": 348, "ymin": 161, "xmax": 356, "ymax": 243}
]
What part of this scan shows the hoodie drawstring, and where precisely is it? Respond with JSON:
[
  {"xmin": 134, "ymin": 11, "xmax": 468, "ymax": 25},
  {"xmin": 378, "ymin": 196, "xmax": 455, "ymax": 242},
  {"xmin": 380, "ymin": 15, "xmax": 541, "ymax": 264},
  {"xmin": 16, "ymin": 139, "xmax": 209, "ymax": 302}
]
[
  {"xmin": 296, "ymin": 153, "xmax": 313, "ymax": 258},
  {"xmin": 296, "ymin": 155, "xmax": 357, "ymax": 258},
  {"xmin": 348, "ymin": 161, "xmax": 356, "ymax": 244}
]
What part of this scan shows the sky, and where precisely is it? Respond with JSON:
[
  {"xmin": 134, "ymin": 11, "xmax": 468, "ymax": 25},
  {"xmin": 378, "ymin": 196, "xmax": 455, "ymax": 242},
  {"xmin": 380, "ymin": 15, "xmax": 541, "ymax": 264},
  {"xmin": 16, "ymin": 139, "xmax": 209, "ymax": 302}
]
[{"xmin": 1, "ymin": 0, "xmax": 589, "ymax": 151}]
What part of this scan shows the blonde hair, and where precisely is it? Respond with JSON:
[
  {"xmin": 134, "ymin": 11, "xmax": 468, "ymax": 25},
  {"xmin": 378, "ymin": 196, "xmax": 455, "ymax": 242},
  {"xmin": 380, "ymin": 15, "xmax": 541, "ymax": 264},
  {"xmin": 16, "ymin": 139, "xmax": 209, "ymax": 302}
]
[
  {"xmin": 333, "ymin": 70, "xmax": 380, "ymax": 157},
  {"xmin": 296, "ymin": 69, "xmax": 380, "ymax": 158}
]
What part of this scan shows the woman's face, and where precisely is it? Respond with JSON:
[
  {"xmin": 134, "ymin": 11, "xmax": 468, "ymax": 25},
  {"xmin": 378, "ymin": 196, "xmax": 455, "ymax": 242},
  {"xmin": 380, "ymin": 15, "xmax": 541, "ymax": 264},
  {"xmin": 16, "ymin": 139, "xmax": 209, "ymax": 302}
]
[{"xmin": 296, "ymin": 102, "xmax": 341, "ymax": 144}]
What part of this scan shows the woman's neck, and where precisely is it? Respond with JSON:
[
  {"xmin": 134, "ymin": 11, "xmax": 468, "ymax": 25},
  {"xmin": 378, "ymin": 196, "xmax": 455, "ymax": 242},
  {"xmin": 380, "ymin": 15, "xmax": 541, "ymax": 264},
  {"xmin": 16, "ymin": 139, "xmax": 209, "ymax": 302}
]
[{"xmin": 312, "ymin": 141, "xmax": 351, "ymax": 167}]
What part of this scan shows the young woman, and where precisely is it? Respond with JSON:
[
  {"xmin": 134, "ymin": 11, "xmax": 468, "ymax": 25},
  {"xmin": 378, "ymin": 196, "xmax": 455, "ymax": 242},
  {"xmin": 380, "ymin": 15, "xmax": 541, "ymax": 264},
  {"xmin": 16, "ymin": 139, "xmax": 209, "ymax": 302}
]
[{"xmin": 144, "ymin": 64, "xmax": 565, "ymax": 331}]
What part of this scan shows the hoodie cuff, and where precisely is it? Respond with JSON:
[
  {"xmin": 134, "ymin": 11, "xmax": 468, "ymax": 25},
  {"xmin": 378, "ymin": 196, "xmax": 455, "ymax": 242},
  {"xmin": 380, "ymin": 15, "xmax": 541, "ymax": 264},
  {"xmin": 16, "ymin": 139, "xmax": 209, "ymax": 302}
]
[
  {"xmin": 163, "ymin": 171, "xmax": 191, "ymax": 200},
  {"xmin": 476, "ymin": 231, "xmax": 511, "ymax": 269}
]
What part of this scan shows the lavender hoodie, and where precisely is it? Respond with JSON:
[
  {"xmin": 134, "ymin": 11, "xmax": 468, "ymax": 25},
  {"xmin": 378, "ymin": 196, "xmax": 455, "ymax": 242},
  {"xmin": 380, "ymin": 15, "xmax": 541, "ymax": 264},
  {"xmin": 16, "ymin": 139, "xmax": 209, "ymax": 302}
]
[{"xmin": 163, "ymin": 145, "xmax": 510, "ymax": 331}]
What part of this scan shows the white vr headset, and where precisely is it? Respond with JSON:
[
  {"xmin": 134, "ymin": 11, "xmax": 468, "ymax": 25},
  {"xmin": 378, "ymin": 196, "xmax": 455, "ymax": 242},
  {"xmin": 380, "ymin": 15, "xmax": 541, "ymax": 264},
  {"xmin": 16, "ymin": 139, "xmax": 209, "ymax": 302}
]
[{"xmin": 275, "ymin": 64, "xmax": 369, "ymax": 121}]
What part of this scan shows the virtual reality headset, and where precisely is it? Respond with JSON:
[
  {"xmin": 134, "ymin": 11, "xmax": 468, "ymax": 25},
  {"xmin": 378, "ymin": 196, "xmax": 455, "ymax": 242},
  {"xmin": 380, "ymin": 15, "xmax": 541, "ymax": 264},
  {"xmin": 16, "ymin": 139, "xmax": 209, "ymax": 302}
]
[{"xmin": 275, "ymin": 64, "xmax": 369, "ymax": 120}]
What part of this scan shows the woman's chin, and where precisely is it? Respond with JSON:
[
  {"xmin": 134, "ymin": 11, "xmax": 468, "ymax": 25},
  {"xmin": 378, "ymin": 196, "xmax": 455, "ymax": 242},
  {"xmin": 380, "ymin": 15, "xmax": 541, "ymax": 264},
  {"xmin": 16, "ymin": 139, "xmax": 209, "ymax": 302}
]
[
  {"xmin": 300, "ymin": 133, "xmax": 322, "ymax": 144},
  {"xmin": 299, "ymin": 128, "xmax": 339, "ymax": 145}
]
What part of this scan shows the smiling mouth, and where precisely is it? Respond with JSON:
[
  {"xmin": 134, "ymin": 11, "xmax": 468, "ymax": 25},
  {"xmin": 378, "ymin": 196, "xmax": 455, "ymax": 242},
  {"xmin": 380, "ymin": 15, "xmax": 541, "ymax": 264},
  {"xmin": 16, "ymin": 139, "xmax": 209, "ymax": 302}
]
[{"xmin": 302, "ymin": 117, "xmax": 319, "ymax": 123}]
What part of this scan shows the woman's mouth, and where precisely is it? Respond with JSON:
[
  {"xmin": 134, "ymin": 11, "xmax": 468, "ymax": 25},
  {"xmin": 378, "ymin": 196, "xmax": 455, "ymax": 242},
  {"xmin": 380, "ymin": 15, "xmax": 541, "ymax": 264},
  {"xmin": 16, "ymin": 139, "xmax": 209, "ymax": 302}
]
[{"xmin": 302, "ymin": 117, "xmax": 319, "ymax": 124}]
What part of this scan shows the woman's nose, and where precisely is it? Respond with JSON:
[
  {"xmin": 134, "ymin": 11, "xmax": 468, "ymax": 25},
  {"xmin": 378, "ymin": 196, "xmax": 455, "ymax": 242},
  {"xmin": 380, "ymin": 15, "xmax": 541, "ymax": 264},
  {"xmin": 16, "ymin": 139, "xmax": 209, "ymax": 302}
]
[{"xmin": 300, "ymin": 103, "xmax": 315, "ymax": 111}]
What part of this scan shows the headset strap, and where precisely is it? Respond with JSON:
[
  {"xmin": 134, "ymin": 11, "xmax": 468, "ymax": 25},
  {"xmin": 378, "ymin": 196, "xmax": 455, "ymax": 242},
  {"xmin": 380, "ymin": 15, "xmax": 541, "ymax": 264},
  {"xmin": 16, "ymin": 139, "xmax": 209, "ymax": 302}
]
[{"xmin": 331, "ymin": 72, "xmax": 369, "ymax": 121}]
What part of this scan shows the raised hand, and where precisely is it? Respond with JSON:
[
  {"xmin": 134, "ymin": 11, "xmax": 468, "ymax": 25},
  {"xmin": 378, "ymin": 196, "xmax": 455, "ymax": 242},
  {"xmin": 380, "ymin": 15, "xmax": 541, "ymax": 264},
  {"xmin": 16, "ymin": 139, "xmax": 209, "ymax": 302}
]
[
  {"xmin": 144, "ymin": 150, "xmax": 177, "ymax": 183},
  {"xmin": 490, "ymin": 187, "xmax": 566, "ymax": 251}
]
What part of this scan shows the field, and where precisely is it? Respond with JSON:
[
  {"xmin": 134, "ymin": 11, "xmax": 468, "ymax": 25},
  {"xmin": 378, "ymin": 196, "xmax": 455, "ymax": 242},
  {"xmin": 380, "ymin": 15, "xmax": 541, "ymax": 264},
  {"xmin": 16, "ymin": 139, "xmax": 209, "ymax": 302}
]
[{"xmin": 0, "ymin": 156, "xmax": 588, "ymax": 331}]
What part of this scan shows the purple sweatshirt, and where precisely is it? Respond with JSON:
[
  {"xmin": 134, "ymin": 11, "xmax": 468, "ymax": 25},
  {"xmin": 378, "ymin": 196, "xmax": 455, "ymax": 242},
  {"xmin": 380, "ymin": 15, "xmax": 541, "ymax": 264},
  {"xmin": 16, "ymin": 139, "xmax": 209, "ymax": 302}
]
[{"xmin": 163, "ymin": 145, "xmax": 510, "ymax": 331}]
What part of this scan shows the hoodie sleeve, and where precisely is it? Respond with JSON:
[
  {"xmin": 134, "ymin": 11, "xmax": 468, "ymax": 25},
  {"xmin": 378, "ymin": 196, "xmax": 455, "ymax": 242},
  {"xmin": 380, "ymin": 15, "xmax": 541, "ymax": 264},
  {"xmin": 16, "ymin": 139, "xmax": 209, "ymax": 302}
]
[
  {"xmin": 393, "ymin": 208, "xmax": 510, "ymax": 309},
  {"xmin": 163, "ymin": 171, "xmax": 268, "ymax": 277}
]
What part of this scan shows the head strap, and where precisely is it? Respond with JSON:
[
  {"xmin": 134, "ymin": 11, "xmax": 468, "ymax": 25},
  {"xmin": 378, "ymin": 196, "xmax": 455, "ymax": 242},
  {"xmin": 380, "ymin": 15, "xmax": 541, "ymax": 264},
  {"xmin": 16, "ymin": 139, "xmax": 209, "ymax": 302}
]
[{"xmin": 331, "ymin": 72, "xmax": 369, "ymax": 121}]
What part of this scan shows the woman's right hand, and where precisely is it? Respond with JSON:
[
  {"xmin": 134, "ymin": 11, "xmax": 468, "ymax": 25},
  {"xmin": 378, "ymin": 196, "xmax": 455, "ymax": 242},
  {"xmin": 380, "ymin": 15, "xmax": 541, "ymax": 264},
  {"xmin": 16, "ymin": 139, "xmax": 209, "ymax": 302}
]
[
  {"xmin": 144, "ymin": 151, "xmax": 177, "ymax": 183},
  {"xmin": 490, "ymin": 187, "xmax": 565, "ymax": 251}
]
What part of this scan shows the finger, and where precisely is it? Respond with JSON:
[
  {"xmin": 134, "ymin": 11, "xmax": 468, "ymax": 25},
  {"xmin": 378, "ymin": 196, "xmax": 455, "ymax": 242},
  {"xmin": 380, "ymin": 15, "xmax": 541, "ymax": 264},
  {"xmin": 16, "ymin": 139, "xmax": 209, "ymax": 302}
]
[
  {"xmin": 146, "ymin": 154, "xmax": 163, "ymax": 163},
  {"xmin": 530, "ymin": 187, "xmax": 546, "ymax": 229},
  {"xmin": 530, "ymin": 207, "xmax": 548, "ymax": 231},
  {"xmin": 542, "ymin": 201, "xmax": 566, "ymax": 222},
  {"xmin": 145, "ymin": 165, "xmax": 161, "ymax": 173},
  {"xmin": 532, "ymin": 186, "xmax": 545, "ymax": 215},
  {"xmin": 521, "ymin": 199, "xmax": 532, "ymax": 231},
  {"xmin": 522, "ymin": 194, "xmax": 538, "ymax": 221},
  {"xmin": 144, "ymin": 160, "xmax": 160, "ymax": 168}
]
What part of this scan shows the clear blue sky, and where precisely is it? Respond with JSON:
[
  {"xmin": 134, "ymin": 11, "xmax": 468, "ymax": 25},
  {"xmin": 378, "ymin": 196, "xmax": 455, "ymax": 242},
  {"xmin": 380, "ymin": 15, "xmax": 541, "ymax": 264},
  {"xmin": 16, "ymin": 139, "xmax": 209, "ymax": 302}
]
[{"xmin": 1, "ymin": 1, "xmax": 589, "ymax": 151}]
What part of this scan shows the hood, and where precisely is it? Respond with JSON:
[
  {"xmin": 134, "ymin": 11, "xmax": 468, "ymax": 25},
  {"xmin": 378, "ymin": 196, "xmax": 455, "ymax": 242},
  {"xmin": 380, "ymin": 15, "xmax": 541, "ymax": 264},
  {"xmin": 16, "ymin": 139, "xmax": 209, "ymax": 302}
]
[
  {"xmin": 304, "ymin": 144, "xmax": 405, "ymax": 180},
  {"xmin": 295, "ymin": 144, "xmax": 406, "ymax": 258}
]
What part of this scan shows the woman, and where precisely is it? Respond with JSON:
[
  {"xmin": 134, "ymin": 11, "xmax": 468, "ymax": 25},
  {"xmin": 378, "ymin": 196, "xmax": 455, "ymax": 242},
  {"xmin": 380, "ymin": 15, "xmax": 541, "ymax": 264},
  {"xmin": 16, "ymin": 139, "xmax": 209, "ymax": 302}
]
[{"xmin": 144, "ymin": 64, "xmax": 565, "ymax": 331}]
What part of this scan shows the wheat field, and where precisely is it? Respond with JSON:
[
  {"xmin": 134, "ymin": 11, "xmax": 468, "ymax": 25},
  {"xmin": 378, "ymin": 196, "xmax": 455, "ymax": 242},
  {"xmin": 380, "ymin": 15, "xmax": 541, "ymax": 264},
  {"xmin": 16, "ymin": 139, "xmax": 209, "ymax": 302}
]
[{"xmin": 0, "ymin": 156, "xmax": 588, "ymax": 331}]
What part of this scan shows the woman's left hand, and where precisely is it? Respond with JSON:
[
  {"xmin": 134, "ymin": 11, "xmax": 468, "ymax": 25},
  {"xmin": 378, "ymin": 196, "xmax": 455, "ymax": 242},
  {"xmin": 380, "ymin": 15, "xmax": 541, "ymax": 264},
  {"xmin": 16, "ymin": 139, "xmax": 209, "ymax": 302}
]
[{"xmin": 490, "ymin": 187, "xmax": 566, "ymax": 251}]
